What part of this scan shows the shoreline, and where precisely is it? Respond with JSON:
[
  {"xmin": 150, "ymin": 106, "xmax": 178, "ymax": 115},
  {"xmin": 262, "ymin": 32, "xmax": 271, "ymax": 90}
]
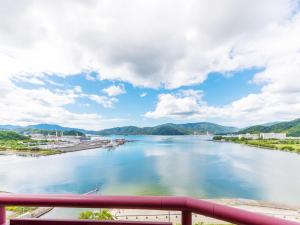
[
  {"xmin": 0, "ymin": 149, "xmax": 61, "ymax": 157},
  {"xmin": 212, "ymin": 139, "xmax": 300, "ymax": 154},
  {"xmin": 0, "ymin": 139, "xmax": 133, "ymax": 157}
]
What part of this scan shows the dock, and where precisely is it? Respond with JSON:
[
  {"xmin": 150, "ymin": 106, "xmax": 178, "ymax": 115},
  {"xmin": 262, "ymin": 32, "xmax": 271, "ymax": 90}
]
[
  {"xmin": 54, "ymin": 139, "xmax": 129, "ymax": 153},
  {"xmin": 15, "ymin": 188, "xmax": 101, "ymax": 219}
]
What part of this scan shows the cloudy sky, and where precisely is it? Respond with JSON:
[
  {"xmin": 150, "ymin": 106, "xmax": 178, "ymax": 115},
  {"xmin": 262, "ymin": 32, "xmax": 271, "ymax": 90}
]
[{"xmin": 0, "ymin": 0, "xmax": 300, "ymax": 130}]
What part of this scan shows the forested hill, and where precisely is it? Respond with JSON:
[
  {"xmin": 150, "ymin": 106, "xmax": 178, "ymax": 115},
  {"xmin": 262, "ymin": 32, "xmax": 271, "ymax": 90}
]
[
  {"xmin": 0, "ymin": 124, "xmax": 94, "ymax": 135},
  {"xmin": 2, "ymin": 119, "xmax": 300, "ymax": 136},
  {"xmin": 96, "ymin": 122, "xmax": 238, "ymax": 135},
  {"xmin": 0, "ymin": 131, "xmax": 29, "ymax": 140},
  {"xmin": 238, "ymin": 119, "xmax": 300, "ymax": 137}
]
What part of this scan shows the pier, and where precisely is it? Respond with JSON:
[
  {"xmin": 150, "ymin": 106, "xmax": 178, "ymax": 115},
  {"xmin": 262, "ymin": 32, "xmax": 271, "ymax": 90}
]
[{"xmin": 54, "ymin": 139, "xmax": 129, "ymax": 153}]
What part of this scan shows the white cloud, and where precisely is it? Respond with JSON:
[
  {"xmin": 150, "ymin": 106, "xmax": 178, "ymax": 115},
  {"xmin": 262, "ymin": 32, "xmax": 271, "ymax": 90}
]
[
  {"xmin": 12, "ymin": 76, "xmax": 45, "ymax": 85},
  {"xmin": 0, "ymin": 0, "xmax": 300, "ymax": 126},
  {"xmin": 140, "ymin": 92, "xmax": 147, "ymax": 97},
  {"xmin": 45, "ymin": 78, "xmax": 64, "ymax": 87},
  {"xmin": 0, "ymin": 77, "xmax": 102, "ymax": 129},
  {"xmin": 86, "ymin": 94, "xmax": 118, "ymax": 108},
  {"xmin": 146, "ymin": 88, "xmax": 300, "ymax": 127},
  {"xmin": 0, "ymin": 76, "xmax": 120, "ymax": 129},
  {"xmin": 74, "ymin": 85, "xmax": 82, "ymax": 93},
  {"xmin": 102, "ymin": 84, "xmax": 126, "ymax": 96},
  {"xmin": 85, "ymin": 73, "xmax": 97, "ymax": 81},
  {"xmin": 0, "ymin": 0, "xmax": 298, "ymax": 89},
  {"xmin": 145, "ymin": 90, "xmax": 214, "ymax": 120}
]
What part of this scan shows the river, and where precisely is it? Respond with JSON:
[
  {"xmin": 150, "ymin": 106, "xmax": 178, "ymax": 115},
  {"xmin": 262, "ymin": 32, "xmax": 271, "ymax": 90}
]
[{"xmin": 0, "ymin": 135, "xmax": 300, "ymax": 205}]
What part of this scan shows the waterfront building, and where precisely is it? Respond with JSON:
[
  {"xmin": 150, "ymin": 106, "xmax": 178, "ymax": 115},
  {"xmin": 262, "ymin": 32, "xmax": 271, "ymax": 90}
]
[
  {"xmin": 30, "ymin": 133, "xmax": 46, "ymax": 140},
  {"xmin": 238, "ymin": 133, "xmax": 260, "ymax": 140},
  {"xmin": 259, "ymin": 133, "xmax": 287, "ymax": 140}
]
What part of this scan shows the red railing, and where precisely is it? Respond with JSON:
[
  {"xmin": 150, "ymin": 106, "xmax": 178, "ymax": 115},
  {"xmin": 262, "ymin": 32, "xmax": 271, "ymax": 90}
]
[{"xmin": 0, "ymin": 194, "xmax": 299, "ymax": 225}]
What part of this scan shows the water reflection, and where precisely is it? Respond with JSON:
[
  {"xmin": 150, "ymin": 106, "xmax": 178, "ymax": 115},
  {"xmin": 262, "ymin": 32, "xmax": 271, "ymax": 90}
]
[{"xmin": 0, "ymin": 136, "xmax": 300, "ymax": 205}]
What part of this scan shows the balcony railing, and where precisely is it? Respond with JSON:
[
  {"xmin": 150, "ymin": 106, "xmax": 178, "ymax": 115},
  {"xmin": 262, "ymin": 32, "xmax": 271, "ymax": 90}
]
[{"xmin": 1, "ymin": 194, "xmax": 299, "ymax": 225}]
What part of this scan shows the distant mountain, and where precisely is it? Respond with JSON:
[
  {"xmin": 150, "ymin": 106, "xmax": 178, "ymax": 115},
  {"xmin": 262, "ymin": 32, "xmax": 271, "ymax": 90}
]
[
  {"xmin": 0, "ymin": 125, "xmax": 22, "ymax": 130},
  {"xmin": 96, "ymin": 122, "xmax": 238, "ymax": 135},
  {"xmin": 23, "ymin": 124, "xmax": 95, "ymax": 134},
  {"xmin": 176, "ymin": 122, "xmax": 238, "ymax": 134},
  {"xmin": 25, "ymin": 124, "xmax": 88, "ymax": 131},
  {"xmin": 0, "ymin": 124, "xmax": 95, "ymax": 134},
  {"xmin": 2, "ymin": 119, "xmax": 299, "ymax": 137},
  {"xmin": 34, "ymin": 129, "xmax": 85, "ymax": 136},
  {"xmin": 238, "ymin": 119, "xmax": 300, "ymax": 137},
  {"xmin": 260, "ymin": 121, "xmax": 282, "ymax": 127},
  {"xmin": 26, "ymin": 124, "xmax": 69, "ymax": 131}
]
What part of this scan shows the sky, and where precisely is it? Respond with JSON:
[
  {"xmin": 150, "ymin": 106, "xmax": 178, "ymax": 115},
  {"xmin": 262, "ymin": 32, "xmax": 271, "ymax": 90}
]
[{"xmin": 0, "ymin": 0, "xmax": 300, "ymax": 130}]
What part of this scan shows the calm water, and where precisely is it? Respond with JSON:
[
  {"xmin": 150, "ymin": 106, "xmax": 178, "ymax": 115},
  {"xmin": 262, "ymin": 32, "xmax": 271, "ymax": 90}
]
[{"xmin": 1, "ymin": 135, "xmax": 300, "ymax": 205}]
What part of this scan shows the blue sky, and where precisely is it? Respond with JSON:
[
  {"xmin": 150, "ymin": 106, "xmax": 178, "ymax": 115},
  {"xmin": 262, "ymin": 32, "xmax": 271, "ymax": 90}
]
[{"xmin": 0, "ymin": 0, "xmax": 300, "ymax": 130}]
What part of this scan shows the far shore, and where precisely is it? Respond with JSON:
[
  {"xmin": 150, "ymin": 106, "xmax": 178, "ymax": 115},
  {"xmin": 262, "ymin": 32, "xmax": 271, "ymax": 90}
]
[
  {"xmin": 0, "ymin": 139, "xmax": 133, "ymax": 157},
  {"xmin": 213, "ymin": 136, "xmax": 300, "ymax": 154},
  {"xmin": 0, "ymin": 149, "xmax": 61, "ymax": 157}
]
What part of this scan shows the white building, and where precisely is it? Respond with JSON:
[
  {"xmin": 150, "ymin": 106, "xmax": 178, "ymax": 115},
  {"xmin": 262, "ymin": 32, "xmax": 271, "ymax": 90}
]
[
  {"xmin": 30, "ymin": 133, "xmax": 46, "ymax": 140},
  {"xmin": 238, "ymin": 133, "xmax": 260, "ymax": 140},
  {"xmin": 259, "ymin": 133, "xmax": 286, "ymax": 140}
]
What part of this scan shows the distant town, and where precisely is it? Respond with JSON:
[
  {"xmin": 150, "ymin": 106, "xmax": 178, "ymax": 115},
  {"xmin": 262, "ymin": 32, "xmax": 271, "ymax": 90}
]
[
  {"xmin": 213, "ymin": 132, "xmax": 300, "ymax": 153},
  {"xmin": 30, "ymin": 132, "xmax": 128, "ymax": 152},
  {"xmin": 0, "ymin": 130, "xmax": 130, "ymax": 156},
  {"xmin": 221, "ymin": 132, "xmax": 288, "ymax": 140}
]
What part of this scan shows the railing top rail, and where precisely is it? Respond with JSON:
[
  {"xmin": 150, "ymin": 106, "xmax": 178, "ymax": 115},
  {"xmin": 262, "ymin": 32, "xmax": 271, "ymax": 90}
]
[
  {"xmin": 0, "ymin": 194, "xmax": 299, "ymax": 225},
  {"xmin": 10, "ymin": 218, "xmax": 172, "ymax": 225},
  {"xmin": 0, "ymin": 194, "xmax": 182, "ymax": 209}
]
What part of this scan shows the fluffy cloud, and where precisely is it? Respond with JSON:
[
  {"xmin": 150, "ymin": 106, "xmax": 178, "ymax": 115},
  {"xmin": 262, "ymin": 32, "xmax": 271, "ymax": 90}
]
[
  {"xmin": 140, "ymin": 92, "xmax": 147, "ymax": 97},
  {"xmin": 102, "ymin": 84, "xmax": 126, "ymax": 96},
  {"xmin": 0, "ymin": 76, "xmax": 120, "ymax": 129},
  {"xmin": 86, "ymin": 94, "xmax": 118, "ymax": 108},
  {"xmin": 0, "ymin": 78, "xmax": 97, "ymax": 129},
  {"xmin": 146, "ymin": 87, "xmax": 300, "ymax": 127},
  {"xmin": 145, "ymin": 90, "xmax": 216, "ymax": 120},
  {"xmin": 1, "ymin": 0, "xmax": 300, "ymax": 126},
  {"xmin": 0, "ymin": 0, "xmax": 298, "ymax": 88},
  {"xmin": 146, "ymin": 14, "xmax": 300, "ymax": 126}
]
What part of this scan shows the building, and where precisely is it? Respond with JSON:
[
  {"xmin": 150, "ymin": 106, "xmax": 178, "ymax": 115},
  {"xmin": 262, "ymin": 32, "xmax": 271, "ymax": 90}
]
[
  {"xmin": 238, "ymin": 133, "xmax": 260, "ymax": 140},
  {"xmin": 259, "ymin": 133, "xmax": 287, "ymax": 140},
  {"xmin": 30, "ymin": 133, "xmax": 46, "ymax": 140}
]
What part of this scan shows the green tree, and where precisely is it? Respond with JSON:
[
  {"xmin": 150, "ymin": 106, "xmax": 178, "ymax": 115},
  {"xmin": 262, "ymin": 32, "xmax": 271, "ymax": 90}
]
[
  {"xmin": 213, "ymin": 136, "xmax": 223, "ymax": 141},
  {"xmin": 0, "ymin": 131, "xmax": 29, "ymax": 141},
  {"xmin": 79, "ymin": 209, "xmax": 114, "ymax": 220}
]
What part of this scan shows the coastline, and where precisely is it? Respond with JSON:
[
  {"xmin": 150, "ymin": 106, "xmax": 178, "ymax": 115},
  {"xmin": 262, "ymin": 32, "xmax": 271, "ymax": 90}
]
[
  {"xmin": 213, "ymin": 138, "xmax": 300, "ymax": 154},
  {"xmin": 0, "ymin": 139, "xmax": 132, "ymax": 157},
  {"xmin": 0, "ymin": 149, "xmax": 61, "ymax": 157}
]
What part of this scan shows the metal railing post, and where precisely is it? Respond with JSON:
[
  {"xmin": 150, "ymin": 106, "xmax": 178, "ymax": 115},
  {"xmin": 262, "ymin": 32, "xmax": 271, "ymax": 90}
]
[
  {"xmin": 182, "ymin": 210, "xmax": 192, "ymax": 225},
  {"xmin": 0, "ymin": 206, "xmax": 5, "ymax": 225}
]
